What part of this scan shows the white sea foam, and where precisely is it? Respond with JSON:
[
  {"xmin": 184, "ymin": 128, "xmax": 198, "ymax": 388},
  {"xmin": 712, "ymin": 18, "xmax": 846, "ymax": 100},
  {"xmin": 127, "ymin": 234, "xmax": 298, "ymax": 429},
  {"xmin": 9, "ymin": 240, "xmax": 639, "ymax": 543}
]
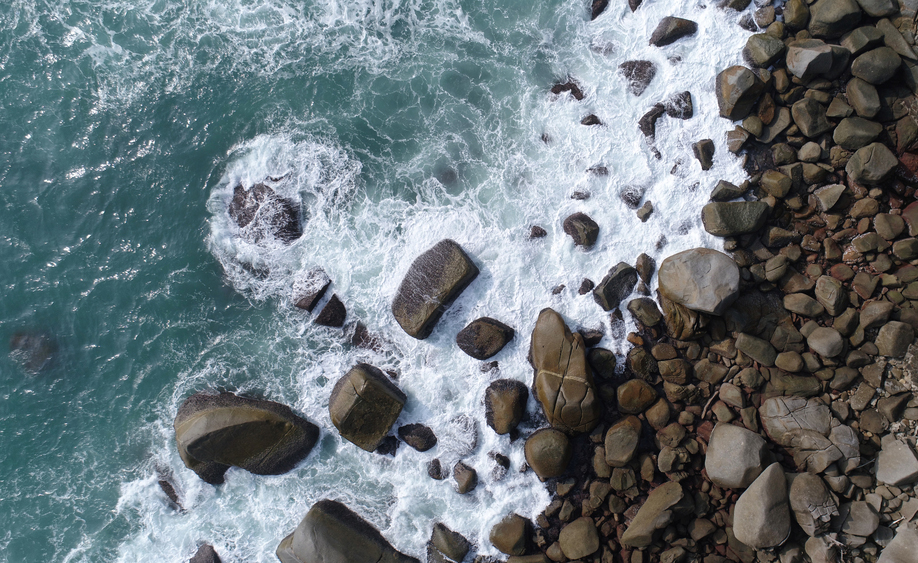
[{"xmin": 111, "ymin": 0, "xmax": 756, "ymax": 561}]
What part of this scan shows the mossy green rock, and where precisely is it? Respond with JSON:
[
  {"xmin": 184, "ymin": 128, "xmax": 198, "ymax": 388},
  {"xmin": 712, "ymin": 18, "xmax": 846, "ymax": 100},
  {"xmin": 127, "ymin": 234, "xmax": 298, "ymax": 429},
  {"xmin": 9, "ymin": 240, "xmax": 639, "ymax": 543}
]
[
  {"xmin": 329, "ymin": 364, "xmax": 406, "ymax": 451},
  {"xmin": 174, "ymin": 392, "xmax": 319, "ymax": 485},
  {"xmin": 276, "ymin": 499, "xmax": 419, "ymax": 563},
  {"xmin": 392, "ymin": 239, "xmax": 479, "ymax": 339},
  {"xmin": 529, "ymin": 308, "xmax": 601, "ymax": 434}
]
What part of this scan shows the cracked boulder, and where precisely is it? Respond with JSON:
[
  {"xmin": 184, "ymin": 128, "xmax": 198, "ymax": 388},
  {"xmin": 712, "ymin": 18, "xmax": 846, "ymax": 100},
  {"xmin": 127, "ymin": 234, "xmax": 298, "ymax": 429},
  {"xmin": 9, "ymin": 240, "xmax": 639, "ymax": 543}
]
[
  {"xmin": 789, "ymin": 473, "xmax": 838, "ymax": 536},
  {"xmin": 329, "ymin": 364, "xmax": 407, "ymax": 451},
  {"xmin": 759, "ymin": 396, "xmax": 859, "ymax": 473},
  {"xmin": 529, "ymin": 308, "xmax": 601, "ymax": 434},
  {"xmin": 658, "ymin": 248, "xmax": 740, "ymax": 315},
  {"xmin": 391, "ymin": 239, "xmax": 479, "ymax": 339},
  {"xmin": 276, "ymin": 499, "xmax": 419, "ymax": 563},
  {"xmin": 174, "ymin": 392, "xmax": 320, "ymax": 485}
]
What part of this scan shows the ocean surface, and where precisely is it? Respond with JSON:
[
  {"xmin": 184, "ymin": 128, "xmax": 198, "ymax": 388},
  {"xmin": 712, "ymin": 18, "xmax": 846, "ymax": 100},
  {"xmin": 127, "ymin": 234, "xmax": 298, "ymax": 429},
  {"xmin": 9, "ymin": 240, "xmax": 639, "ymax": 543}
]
[{"xmin": 0, "ymin": 0, "xmax": 752, "ymax": 561}]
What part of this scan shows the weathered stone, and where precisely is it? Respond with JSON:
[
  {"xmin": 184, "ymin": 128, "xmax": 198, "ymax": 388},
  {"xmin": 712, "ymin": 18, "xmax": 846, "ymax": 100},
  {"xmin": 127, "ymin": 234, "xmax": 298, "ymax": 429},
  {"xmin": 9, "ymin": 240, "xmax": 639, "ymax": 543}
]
[
  {"xmin": 9, "ymin": 330, "xmax": 55, "ymax": 374},
  {"xmin": 875, "ymin": 213, "xmax": 905, "ymax": 240},
  {"xmin": 276, "ymin": 500, "xmax": 419, "ymax": 563},
  {"xmin": 842, "ymin": 26, "xmax": 885, "ymax": 57},
  {"xmin": 619, "ymin": 61, "xmax": 656, "ymax": 97},
  {"xmin": 330, "ymin": 364, "xmax": 406, "ymax": 452},
  {"xmin": 877, "ymin": 434, "xmax": 918, "ymax": 486},
  {"xmin": 228, "ymin": 183, "xmax": 302, "ymax": 244},
  {"xmin": 190, "ymin": 544, "xmax": 221, "ymax": 563},
  {"xmin": 784, "ymin": 0, "xmax": 810, "ymax": 29},
  {"xmin": 879, "ymin": 529, "xmax": 918, "ymax": 563},
  {"xmin": 759, "ymin": 396, "xmax": 831, "ymax": 446},
  {"xmin": 563, "ymin": 212, "xmax": 599, "ymax": 248},
  {"xmin": 429, "ymin": 523, "xmax": 470, "ymax": 563},
  {"xmin": 814, "ymin": 184, "xmax": 846, "ymax": 212},
  {"xmin": 760, "ymin": 170, "xmax": 792, "ymax": 198},
  {"xmin": 593, "ymin": 263, "xmax": 638, "ymax": 311},
  {"xmin": 758, "ymin": 106, "xmax": 792, "ymax": 143},
  {"xmin": 875, "ymin": 321, "xmax": 915, "ymax": 357},
  {"xmin": 559, "ymin": 517, "xmax": 599, "ymax": 560},
  {"xmin": 665, "ymin": 91, "xmax": 693, "ymax": 119},
  {"xmin": 848, "ymin": 77, "xmax": 881, "ymax": 119},
  {"xmin": 621, "ymin": 482, "xmax": 689, "ymax": 547},
  {"xmin": 815, "ymin": 276, "xmax": 848, "ymax": 316},
  {"xmin": 834, "ymin": 117, "xmax": 882, "ymax": 150},
  {"xmin": 851, "ymin": 47, "xmax": 902, "ymax": 84},
  {"xmin": 658, "ymin": 359, "xmax": 690, "ymax": 385},
  {"xmin": 490, "ymin": 514, "xmax": 530, "ymax": 556},
  {"xmin": 808, "ymin": 327, "xmax": 844, "ymax": 358},
  {"xmin": 855, "ymin": 0, "xmax": 898, "ymax": 17},
  {"xmin": 649, "ymin": 17, "xmax": 698, "ymax": 47},
  {"xmin": 716, "ymin": 66, "xmax": 765, "ymax": 121},
  {"xmin": 784, "ymin": 294, "xmax": 825, "ymax": 317},
  {"xmin": 789, "ymin": 473, "xmax": 838, "ymax": 537},
  {"xmin": 702, "ymin": 201, "xmax": 770, "ymax": 237},
  {"xmin": 744, "ymin": 34, "xmax": 786, "ymax": 67},
  {"xmin": 293, "ymin": 268, "xmax": 331, "ymax": 312},
  {"xmin": 315, "ymin": 294, "xmax": 346, "ymax": 327},
  {"xmin": 877, "ymin": 17, "xmax": 918, "ymax": 58},
  {"xmin": 453, "ymin": 461, "xmax": 477, "ymax": 494},
  {"xmin": 485, "ymin": 380, "xmax": 528, "ymax": 435},
  {"xmin": 457, "ymin": 318, "xmax": 515, "ymax": 360},
  {"xmin": 736, "ymin": 332, "xmax": 778, "ymax": 366},
  {"xmin": 792, "ymin": 98, "xmax": 832, "ymax": 138},
  {"xmin": 658, "ymin": 248, "xmax": 740, "ymax": 315},
  {"xmin": 605, "ymin": 415, "xmax": 642, "ymax": 467},
  {"xmin": 391, "ymin": 239, "xmax": 479, "ymax": 339},
  {"xmin": 628, "ymin": 298, "xmax": 663, "ymax": 327},
  {"xmin": 711, "ymin": 179, "xmax": 746, "ymax": 201},
  {"xmin": 617, "ymin": 379, "xmax": 657, "ymax": 414},
  {"xmin": 808, "ymin": 0, "xmax": 863, "ymax": 38},
  {"xmin": 705, "ymin": 423, "xmax": 769, "ymax": 489},
  {"xmin": 733, "ymin": 463, "xmax": 791, "ymax": 548},
  {"xmin": 693, "ymin": 139, "xmax": 715, "ymax": 171},
  {"xmin": 525, "ymin": 428, "xmax": 571, "ymax": 480},
  {"xmin": 175, "ymin": 392, "xmax": 320, "ymax": 484},
  {"xmin": 530, "ymin": 309, "xmax": 601, "ymax": 433},
  {"xmin": 894, "ymin": 238, "xmax": 918, "ymax": 260}
]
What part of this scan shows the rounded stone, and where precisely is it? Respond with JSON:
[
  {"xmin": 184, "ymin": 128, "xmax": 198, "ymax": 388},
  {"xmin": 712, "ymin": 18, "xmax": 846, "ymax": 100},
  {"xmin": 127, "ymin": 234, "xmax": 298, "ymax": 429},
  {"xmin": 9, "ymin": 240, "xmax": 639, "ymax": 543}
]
[
  {"xmin": 617, "ymin": 379, "xmax": 658, "ymax": 414},
  {"xmin": 658, "ymin": 248, "xmax": 740, "ymax": 315},
  {"xmin": 733, "ymin": 463, "xmax": 791, "ymax": 548},
  {"xmin": 525, "ymin": 428, "xmax": 572, "ymax": 480},
  {"xmin": 807, "ymin": 327, "xmax": 844, "ymax": 358},
  {"xmin": 705, "ymin": 422, "xmax": 769, "ymax": 489},
  {"xmin": 559, "ymin": 517, "xmax": 600, "ymax": 560}
]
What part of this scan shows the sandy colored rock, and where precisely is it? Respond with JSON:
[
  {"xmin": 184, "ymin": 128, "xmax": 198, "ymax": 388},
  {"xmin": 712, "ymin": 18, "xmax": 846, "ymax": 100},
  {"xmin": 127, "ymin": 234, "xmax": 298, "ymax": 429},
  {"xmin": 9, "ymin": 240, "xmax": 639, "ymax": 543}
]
[
  {"xmin": 329, "ymin": 364, "xmax": 407, "ymax": 452},
  {"xmin": 525, "ymin": 428, "xmax": 572, "ymax": 479}
]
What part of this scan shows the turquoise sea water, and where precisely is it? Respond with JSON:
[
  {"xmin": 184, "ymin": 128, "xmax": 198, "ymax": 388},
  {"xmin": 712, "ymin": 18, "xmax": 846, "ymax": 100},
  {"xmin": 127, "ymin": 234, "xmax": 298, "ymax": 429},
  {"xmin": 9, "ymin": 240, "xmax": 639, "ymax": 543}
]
[{"xmin": 0, "ymin": 1, "xmax": 750, "ymax": 561}]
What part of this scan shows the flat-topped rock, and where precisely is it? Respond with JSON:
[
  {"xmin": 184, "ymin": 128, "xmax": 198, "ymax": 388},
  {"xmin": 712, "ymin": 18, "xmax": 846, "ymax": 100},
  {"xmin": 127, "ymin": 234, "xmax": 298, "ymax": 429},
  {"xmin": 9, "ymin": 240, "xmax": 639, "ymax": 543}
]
[
  {"xmin": 456, "ymin": 317, "xmax": 514, "ymax": 360},
  {"xmin": 329, "ymin": 364, "xmax": 406, "ymax": 452},
  {"xmin": 391, "ymin": 239, "xmax": 479, "ymax": 339},
  {"xmin": 759, "ymin": 396, "xmax": 831, "ymax": 445},
  {"xmin": 529, "ymin": 308, "xmax": 601, "ymax": 433},
  {"xmin": 808, "ymin": 0, "xmax": 863, "ymax": 38},
  {"xmin": 276, "ymin": 499, "xmax": 418, "ymax": 563},
  {"xmin": 658, "ymin": 248, "xmax": 740, "ymax": 315},
  {"xmin": 733, "ymin": 464, "xmax": 791, "ymax": 548},
  {"xmin": 525, "ymin": 428, "xmax": 571, "ymax": 479},
  {"xmin": 876, "ymin": 435, "xmax": 918, "ymax": 486},
  {"xmin": 702, "ymin": 201, "xmax": 770, "ymax": 237},
  {"xmin": 621, "ymin": 482, "xmax": 691, "ymax": 547},
  {"xmin": 878, "ymin": 528, "xmax": 918, "ymax": 563},
  {"xmin": 174, "ymin": 392, "xmax": 320, "ymax": 484},
  {"xmin": 559, "ymin": 517, "xmax": 599, "ymax": 560},
  {"xmin": 649, "ymin": 17, "xmax": 697, "ymax": 47},
  {"xmin": 705, "ymin": 422, "xmax": 769, "ymax": 489},
  {"xmin": 851, "ymin": 47, "xmax": 902, "ymax": 84},
  {"xmin": 605, "ymin": 415, "xmax": 642, "ymax": 467},
  {"xmin": 786, "ymin": 39, "xmax": 834, "ymax": 80}
]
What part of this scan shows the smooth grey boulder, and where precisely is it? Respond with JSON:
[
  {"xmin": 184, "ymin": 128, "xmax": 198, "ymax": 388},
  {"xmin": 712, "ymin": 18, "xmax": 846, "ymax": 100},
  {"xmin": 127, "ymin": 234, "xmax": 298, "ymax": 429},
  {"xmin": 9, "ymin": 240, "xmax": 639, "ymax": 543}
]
[
  {"xmin": 736, "ymin": 332, "xmax": 777, "ymax": 366},
  {"xmin": 276, "ymin": 499, "xmax": 419, "ymax": 563},
  {"xmin": 815, "ymin": 275, "xmax": 848, "ymax": 316},
  {"xmin": 529, "ymin": 308, "xmax": 601, "ymax": 433},
  {"xmin": 877, "ymin": 18, "xmax": 918, "ymax": 59},
  {"xmin": 701, "ymin": 201, "xmax": 770, "ymax": 237},
  {"xmin": 391, "ymin": 239, "xmax": 479, "ymax": 339},
  {"xmin": 649, "ymin": 17, "xmax": 698, "ymax": 47},
  {"xmin": 814, "ymin": 184, "xmax": 846, "ymax": 212},
  {"xmin": 174, "ymin": 392, "xmax": 320, "ymax": 485},
  {"xmin": 329, "ymin": 364, "xmax": 406, "ymax": 452},
  {"xmin": 759, "ymin": 396, "xmax": 832, "ymax": 445},
  {"xmin": 876, "ymin": 434, "xmax": 918, "ymax": 486},
  {"xmin": 490, "ymin": 513, "xmax": 530, "ymax": 556},
  {"xmin": 705, "ymin": 423, "xmax": 769, "ymax": 489},
  {"xmin": 605, "ymin": 415, "xmax": 642, "ymax": 468},
  {"xmin": 808, "ymin": 0, "xmax": 863, "ymax": 38},
  {"xmin": 593, "ymin": 262, "xmax": 638, "ymax": 311},
  {"xmin": 855, "ymin": 0, "xmax": 898, "ymax": 17},
  {"xmin": 658, "ymin": 248, "xmax": 740, "ymax": 315},
  {"xmin": 733, "ymin": 463, "xmax": 791, "ymax": 548},
  {"xmin": 559, "ymin": 517, "xmax": 600, "ymax": 560},
  {"xmin": 833, "ymin": 117, "xmax": 882, "ymax": 150},
  {"xmin": 878, "ymin": 528, "xmax": 918, "ymax": 563},
  {"xmin": 789, "ymin": 473, "xmax": 838, "ymax": 536},
  {"xmin": 875, "ymin": 321, "xmax": 915, "ymax": 357},
  {"xmin": 784, "ymin": 0, "xmax": 810, "ymax": 29},
  {"xmin": 851, "ymin": 47, "xmax": 902, "ymax": 84},
  {"xmin": 846, "ymin": 142, "xmax": 899, "ymax": 186},
  {"xmin": 485, "ymin": 379, "xmax": 528, "ymax": 435},
  {"xmin": 847, "ymin": 77, "xmax": 881, "ymax": 118},
  {"xmin": 807, "ymin": 327, "xmax": 844, "ymax": 358},
  {"xmin": 716, "ymin": 66, "xmax": 765, "ymax": 121},
  {"xmin": 837, "ymin": 501, "xmax": 879, "ymax": 538}
]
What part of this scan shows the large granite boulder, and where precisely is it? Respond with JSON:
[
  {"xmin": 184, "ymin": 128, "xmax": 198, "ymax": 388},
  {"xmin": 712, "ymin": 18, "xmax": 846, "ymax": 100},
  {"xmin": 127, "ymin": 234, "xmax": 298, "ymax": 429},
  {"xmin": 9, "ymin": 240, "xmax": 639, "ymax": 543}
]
[
  {"xmin": 701, "ymin": 201, "xmax": 770, "ymax": 237},
  {"xmin": 715, "ymin": 66, "xmax": 765, "ymax": 121},
  {"xmin": 428, "ymin": 523, "xmax": 470, "ymax": 563},
  {"xmin": 490, "ymin": 513, "xmax": 530, "ymax": 556},
  {"xmin": 228, "ymin": 183, "xmax": 302, "ymax": 244},
  {"xmin": 525, "ymin": 428, "xmax": 572, "ymax": 479},
  {"xmin": 329, "ymin": 364, "xmax": 406, "ymax": 451},
  {"xmin": 485, "ymin": 379, "xmax": 528, "ymax": 435},
  {"xmin": 705, "ymin": 422, "xmax": 769, "ymax": 489},
  {"xmin": 391, "ymin": 239, "xmax": 479, "ymax": 339},
  {"xmin": 456, "ymin": 317, "xmax": 514, "ymax": 360},
  {"xmin": 529, "ymin": 308, "xmax": 601, "ymax": 433},
  {"xmin": 785, "ymin": 39, "xmax": 834, "ymax": 80},
  {"xmin": 658, "ymin": 248, "xmax": 740, "ymax": 315},
  {"xmin": 276, "ymin": 499, "xmax": 419, "ymax": 563},
  {"xmin": 174, "ymin": 392, "xmax": 319, "ymax": 484},
  {"xmin": 851, "ymin": 47, "xmax": 902, "ymax": 84},
  {"xmin": 733, "ymin": 463, "xmax": 791, "ymax": 548}
]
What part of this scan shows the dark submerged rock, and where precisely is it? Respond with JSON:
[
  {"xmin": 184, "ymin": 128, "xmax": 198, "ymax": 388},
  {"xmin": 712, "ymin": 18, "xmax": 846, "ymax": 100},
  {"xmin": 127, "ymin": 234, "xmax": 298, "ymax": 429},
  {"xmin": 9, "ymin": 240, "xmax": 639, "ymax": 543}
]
[
  {"xmin": 649, "ymin": 17, "xmax": 698, "ymax": 47},
  {"xmin": 593, "ymin": 263, "xmax": 639, "ymax": 311},
  {"xmin": 485, "ymin": 379, "xmax": 529, "ymax": 435},
  {"xmin": 292, "ymin": 268, "xmax": 331, "ymax": 312},
  {"xmin": 9, "ymin": 330, "xmax": 56, "ymax": 374},
  {"xmin": 398, "ymin": 424, "xmax": 437, "ymax": 452},
  {"xmin": 228, "ymin": 183, "xmax": 302, "ymax": 244},
  {"xmin": 456, "ymin": 317, "xmax": 515, "ymax": 360},
  {"xmin": 551, "ymin": 80, "xmax": 584, "ymax": 101},
  {"xmin": 190, "ymin": 544, "xmax": 222, "ymax": 563},
  {"xmin": 619, "ymin": 61, "xmax": 657, "ymax": 96},
  {"xmin": 315, "ymin": 294, "xmax": 346, "ymax": 327},
  {"xmin": 563, "ymin": 212, "xmax": 600, "ymax": 248}
]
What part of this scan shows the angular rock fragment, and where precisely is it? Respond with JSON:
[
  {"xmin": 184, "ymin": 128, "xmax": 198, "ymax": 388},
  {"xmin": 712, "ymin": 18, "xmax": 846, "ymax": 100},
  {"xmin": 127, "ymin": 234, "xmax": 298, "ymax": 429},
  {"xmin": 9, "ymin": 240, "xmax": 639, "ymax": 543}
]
[
  {"xmin": 619, "ymin": 61, "xmax": 656, "ymax": 97},
  {"xmin": 457, "ymin": 317, "xmax": 514, "ymax": 360},
  {"xmin": 733, "ymin": 463, "xmax": 790, "ymax": 548},
  {"xmin": 563, "ymin": 212, "xmax": 599, "ymax": 248},
  {"xmin": 716, "ymin": 66, "xmax": 765, "ymax": 121},
  {"xmin": 593, "ymin": 263, "xmax": 638, "ymax": 311},
  {"xmin": 315, "ymin": 294, "xmax": 346, "ymax": 327},
  {"xmin": 485, "ymin": 379, "xmax": 528, "ymax": 435},
  {"xmin": 701, "ymin": 201, "xmax": 770, "ymax": 237},
  {"xmin": 228, "ymin": 183, "xmax": 302, "ymax": 244},
  {"xmin": 621, "ymin": 482, "xmax": 691, "ymax": 547},
  {"xmin": 705, "ymin": 423, "xmax": 769, "ymax": 489},
  {"xmin": 329, "ymin": 364, "xmax": 406, "ymax": 452},
  {"xmin": 293, "ymin": 268, "xmax": 331, "ymax": 312}
]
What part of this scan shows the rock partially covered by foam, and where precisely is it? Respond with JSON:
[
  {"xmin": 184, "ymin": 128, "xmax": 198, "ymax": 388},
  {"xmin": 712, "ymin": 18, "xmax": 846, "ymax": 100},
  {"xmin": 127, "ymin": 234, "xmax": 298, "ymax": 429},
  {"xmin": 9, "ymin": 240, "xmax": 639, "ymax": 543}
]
[
  {"xmin": 276, "ymin": 499, "xmax": 419, "ymax": 563},
  {"xmin": 174, "ymin": 392, "xmax": 319, "ymax": 484},
  {"xmin": 228, "ymin": 183, "xmax": 302, "ymax": 244},
  {"xmin": 529, "ymin": 308, "xmax": 601, "ymax": 434},
  {"xmin": 658, "ymin": 248, "xmax": 740, "ymax": 315},
  {"xmin": 9, "ymin": 330, "xmax": 56, "ymax": 374},
  {"xmin": 391, "ymin": 239, "xmax": 479, "ymax": 339},
  {"xmin": 329, "ymin": 364, "xmax": 406, "ymax": 452}
]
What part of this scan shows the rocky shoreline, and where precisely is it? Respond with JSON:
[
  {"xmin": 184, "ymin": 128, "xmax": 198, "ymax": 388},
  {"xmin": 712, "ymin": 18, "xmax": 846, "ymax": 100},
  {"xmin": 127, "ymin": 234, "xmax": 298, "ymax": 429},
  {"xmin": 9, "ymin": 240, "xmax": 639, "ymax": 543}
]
[{"xmin": 152, "ymin": 0, "xmax": 918, "ymax": 562}]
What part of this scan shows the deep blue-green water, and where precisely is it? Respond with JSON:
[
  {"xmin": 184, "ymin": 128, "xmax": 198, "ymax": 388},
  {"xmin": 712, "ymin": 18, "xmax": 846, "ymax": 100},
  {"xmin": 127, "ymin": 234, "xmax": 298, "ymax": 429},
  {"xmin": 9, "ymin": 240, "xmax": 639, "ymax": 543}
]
[{"xmin": 0, "ymin": 1, "xmax": 749, "ymax": 561}]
